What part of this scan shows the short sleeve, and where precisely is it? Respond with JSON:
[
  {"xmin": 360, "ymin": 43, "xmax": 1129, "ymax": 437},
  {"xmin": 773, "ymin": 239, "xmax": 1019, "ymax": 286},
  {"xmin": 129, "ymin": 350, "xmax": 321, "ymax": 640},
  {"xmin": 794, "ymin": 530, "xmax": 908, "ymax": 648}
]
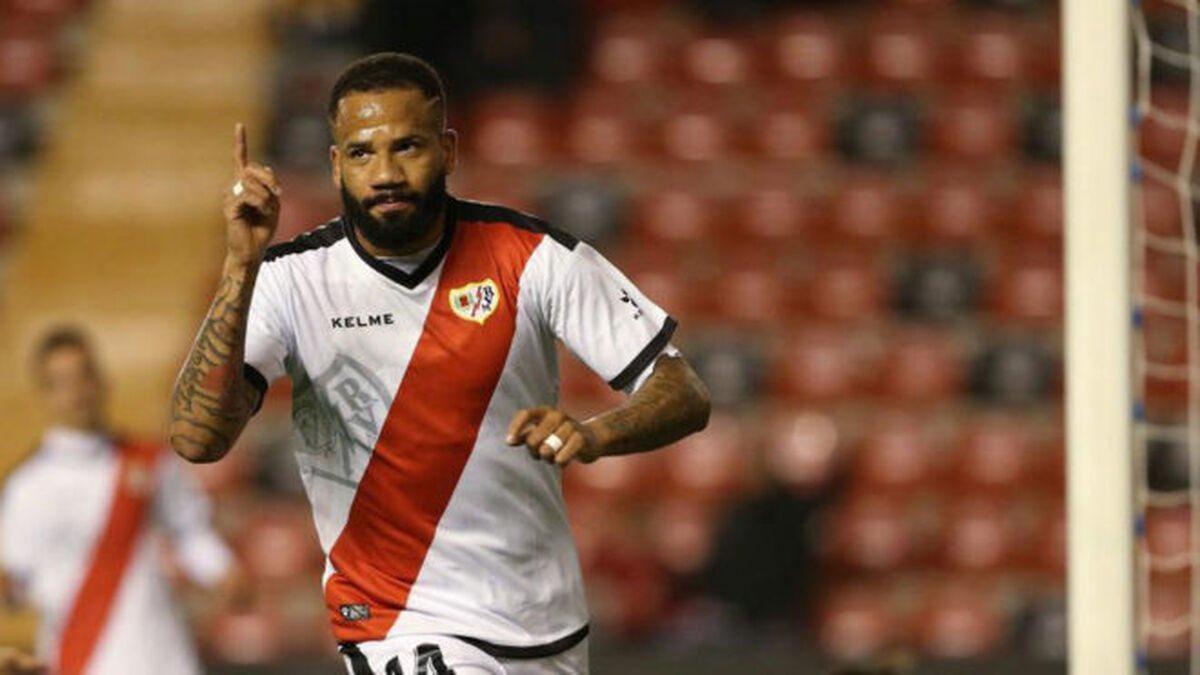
[
  {"xmin": 537, "ymin": 242, "xmax": 677, "ymax": 391},
  {"xmin": 244, "ymin": 260, "xmax": 292, "ymax": 408},
  {"xmin": 154, "ymin": 455, "xmax": 233, "ymax": 588},
  {"xmin": 0, "ymin": 477, "xmax": 35, "ymax": 584}
]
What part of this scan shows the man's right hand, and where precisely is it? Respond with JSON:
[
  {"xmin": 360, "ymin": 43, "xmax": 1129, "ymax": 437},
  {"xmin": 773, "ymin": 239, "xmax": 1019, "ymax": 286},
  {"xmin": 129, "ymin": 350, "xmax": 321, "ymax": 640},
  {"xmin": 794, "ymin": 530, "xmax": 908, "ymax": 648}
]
[{"xmin": 223, "ymin": 123, "xmax": 282, "ymax": 268}]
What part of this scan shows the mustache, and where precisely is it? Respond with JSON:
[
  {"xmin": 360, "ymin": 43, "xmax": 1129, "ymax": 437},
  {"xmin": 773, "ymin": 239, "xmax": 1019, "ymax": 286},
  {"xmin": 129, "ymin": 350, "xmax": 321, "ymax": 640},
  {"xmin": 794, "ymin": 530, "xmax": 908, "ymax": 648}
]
[{"xmin": 363, "ymin": 190, "xmax": 421, "ymax": 208}]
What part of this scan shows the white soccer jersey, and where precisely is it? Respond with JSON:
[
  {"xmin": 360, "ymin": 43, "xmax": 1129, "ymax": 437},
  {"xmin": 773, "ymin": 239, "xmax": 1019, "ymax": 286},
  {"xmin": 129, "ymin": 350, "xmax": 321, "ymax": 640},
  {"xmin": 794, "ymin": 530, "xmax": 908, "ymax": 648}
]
[
  {"xmin": 0, "ymin": 427, "xmax": 232, "ymax": 675},
  {"xmin": 242, "ymin": 196, "xmax": 677, "ymax": 655}
]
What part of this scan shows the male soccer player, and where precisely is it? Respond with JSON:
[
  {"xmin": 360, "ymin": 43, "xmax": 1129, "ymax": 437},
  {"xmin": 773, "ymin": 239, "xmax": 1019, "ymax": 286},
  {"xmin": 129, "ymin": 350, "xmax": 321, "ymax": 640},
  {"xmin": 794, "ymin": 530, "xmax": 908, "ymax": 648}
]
[
  {"xmin": 169, "ymin": 52, "xmax": 711, "ymax": 675},
  {"xmin": 0, "ymin": 327, "xmax": 236, "ymax": 675}
]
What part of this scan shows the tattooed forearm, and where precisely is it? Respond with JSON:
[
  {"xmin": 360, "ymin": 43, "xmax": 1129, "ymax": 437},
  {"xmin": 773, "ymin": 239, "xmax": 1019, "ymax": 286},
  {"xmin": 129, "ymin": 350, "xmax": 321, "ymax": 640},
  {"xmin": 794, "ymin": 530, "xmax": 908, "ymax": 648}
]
[
  {"xmin": 169, "ymin": 260, "xmax": 261, "ymax": 463},
  {"xmin": 585, "ymin": 354, "xmax": 711, "ymax": 458}
]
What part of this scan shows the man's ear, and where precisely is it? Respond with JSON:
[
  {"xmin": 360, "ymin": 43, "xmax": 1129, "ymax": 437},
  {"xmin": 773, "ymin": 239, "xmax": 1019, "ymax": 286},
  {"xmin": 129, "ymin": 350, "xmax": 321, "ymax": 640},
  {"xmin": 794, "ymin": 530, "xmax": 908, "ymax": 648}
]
[
  {"xmin": 442, "ymin": 129, "xmax": 459, "ymax": 176},
  {"xmin": 329, "ymin": 144, "xmax": 341, "ymax": 190}
]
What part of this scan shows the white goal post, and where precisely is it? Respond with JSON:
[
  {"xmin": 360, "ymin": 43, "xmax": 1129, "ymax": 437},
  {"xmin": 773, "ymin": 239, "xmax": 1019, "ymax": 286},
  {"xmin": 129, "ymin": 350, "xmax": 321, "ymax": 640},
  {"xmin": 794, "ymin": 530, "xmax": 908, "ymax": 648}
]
[{"xmin": 1064, "ymin": 0, "xmax": 1136, "ymax": 673}]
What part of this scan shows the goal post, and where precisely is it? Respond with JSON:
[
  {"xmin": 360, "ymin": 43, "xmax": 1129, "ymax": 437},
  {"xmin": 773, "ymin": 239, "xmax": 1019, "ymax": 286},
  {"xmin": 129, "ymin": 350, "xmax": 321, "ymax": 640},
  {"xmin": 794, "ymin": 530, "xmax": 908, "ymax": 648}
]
[{"xmin": 1064, "ymin": 0, "xmax": 1136, "ymax": 673}]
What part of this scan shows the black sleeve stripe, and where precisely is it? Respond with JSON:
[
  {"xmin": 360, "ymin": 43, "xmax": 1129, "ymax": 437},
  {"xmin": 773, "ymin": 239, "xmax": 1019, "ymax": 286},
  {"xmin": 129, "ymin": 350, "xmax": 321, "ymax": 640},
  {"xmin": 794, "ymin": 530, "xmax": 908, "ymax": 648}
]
[
  {"xmin": 243, "ymin": 363, "xmax": 269, "ymax": 415},
  {"xmin": 608, "ymin": 316, "xmax": 678, "ymax": 391}
]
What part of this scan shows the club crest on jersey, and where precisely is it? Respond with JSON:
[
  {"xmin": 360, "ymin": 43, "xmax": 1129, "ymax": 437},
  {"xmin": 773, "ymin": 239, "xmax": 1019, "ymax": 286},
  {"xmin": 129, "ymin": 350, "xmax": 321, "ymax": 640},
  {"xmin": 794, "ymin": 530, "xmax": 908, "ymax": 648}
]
[
  {"xmin": 449, "ymin": 279, "xmax": 500, "ymax": 324},
  {"xmin": 339, "ymin": 603, "xmax": 371, "ymax": 622}
]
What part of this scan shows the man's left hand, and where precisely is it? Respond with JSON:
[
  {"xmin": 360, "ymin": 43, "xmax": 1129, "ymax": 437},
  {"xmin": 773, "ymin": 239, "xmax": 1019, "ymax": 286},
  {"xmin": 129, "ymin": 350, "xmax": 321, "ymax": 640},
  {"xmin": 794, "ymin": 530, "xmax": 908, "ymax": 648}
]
[{"xmin": 506, "ymin": 406, "xmax": 604, "ymax": 466}]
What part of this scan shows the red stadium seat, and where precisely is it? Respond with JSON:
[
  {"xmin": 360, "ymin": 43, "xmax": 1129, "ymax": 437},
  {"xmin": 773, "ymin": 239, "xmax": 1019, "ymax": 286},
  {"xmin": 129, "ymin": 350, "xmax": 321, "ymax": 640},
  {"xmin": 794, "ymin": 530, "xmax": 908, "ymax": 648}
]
[
  {"xmin": 917, "ymin": 169, "xmax": 998, "ymax": 243},
  {"xmin": 952, "ymin": 415, "xmax": 1033, "ymax": 494},
  {"xmin": 818, "ymin": 584, "xmax": 897, "ymax": 660},
  {"xmin": 273, "ymin": 172, "xmax": 339, "ymax": 243},
  {"xmin": 205, "ymin": 605, "xmax": 289, "ymax": 665},
  {"xmin": 654, "ymin": 90, "xmax": 735, "ymax": 162},
  {"xmin": 449, "ymin": 163, "xmax": 535, "ymax": 212},
  {"xmin": 988, "ymin": 251, "xmax": 1063, "ymax": 324},
  {"xmin": 628, "ymin": 184, "xmax": 717, "ymax": 248},
  {"xmin": 953, "ymin": 17, "xmax": 1027, "ymax": 85},
  {"xmin": 562, "ymin": 86, "xmax": 649, "ymax": 164},
  {"xmin": 829, "ymin": 173, "xmax": 908, "ymax": 243},
  {"xmin": 1138, "ymin": 89, "xmax": 1189, "ymax": 168},
  {"xmin": 1014, "ymin": 168, "xmax": 1062, "ymax": 241},
  {"xmin": 1138, "ymin": 180, "xmax": 1183, "ymax": 239},
  {"xmin": 774, "ymin": 325, "xmax": 876, "ymax": 402},
  {"xmin": 876, "ymin": 329, "xmax": 965, "ymax": 402},
  {"xmin": 1147, "ymin": 573, "xmax": 1191, "ymax": 657},
  {"xmin": 0, "ymin": 31, "xmax": 54, "ymax": 96},
  {"xmin": 660, "ymin": 412, "xmax": 751, "ymax": 501},
  {"xmin": 862, "ymin": 11, "xmax": 942, "ymax": 87},
  {"xmin": 565, "ymin": 448, "xmax": 665, "ymax": 501},
  {"xmin": 678, "ymin": 34, "xmax": 758, "ymax": 86},
  {"xmin": 855, "ymin": 411, "xmax": 936, "ymax": 493},
  {"xmin": 645, "ymin": 497, "xmax": 718, "ymax": 575},
  {"xmin": 805, "ymin": 249, "xmax": 889, "ymax": 321},
  {"xmin": 832, "ymin": 494, "xmax": 917, "ymax": 570},
  {"xmin": 771, "ymin": 14, "xmax": 846, "ymax": 85},
  {"xmin": 1029, "ymin": 502, "xmax": 1065, "ymax": 576},
  {"xmin": 588, "ymin": 15, "xmax": 670, "ymax": 86},
  {"xmin": 929, "ymin": 90, "xmax": 1017, "ymax": 162},
  {"xmin": 763, "ymin": 408, "xmax": 842, "ymax": 492},
  {"xmin": 940, "ymin": 499, "xmax": 1014, "ymax": 571},
  {"xmin": 237, "ymin": 505, "xmax": 323, "ymax": 584},
  {"xmin": 726, "ymin": 178, "xmax": 819, "ymax": 245},
  {"xmin": 751, "ymin": 89, "xmax": 832, "ymax": 160},
  {"xmin": 468, "ymin": 92, "xmax": 555, "ymax": 166},
  {"xmin": 1144, "ymin": 506, "xmax": 1191, "ymax": 573},
  {"xmin": 915, "ymin": 582, "xmax": 1004, "ymax": 658}
]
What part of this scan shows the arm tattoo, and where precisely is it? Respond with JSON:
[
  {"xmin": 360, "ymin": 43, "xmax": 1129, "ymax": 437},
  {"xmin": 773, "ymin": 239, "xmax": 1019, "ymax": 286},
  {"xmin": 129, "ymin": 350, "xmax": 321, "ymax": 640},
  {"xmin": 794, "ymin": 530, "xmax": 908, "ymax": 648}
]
[
  {"xmin": 586, "ymin": 354, "xmax": 711, "ymax": 458},
  {"xmin": 169, "ymin": 263, "xmax": 261, "ymax": 463}
]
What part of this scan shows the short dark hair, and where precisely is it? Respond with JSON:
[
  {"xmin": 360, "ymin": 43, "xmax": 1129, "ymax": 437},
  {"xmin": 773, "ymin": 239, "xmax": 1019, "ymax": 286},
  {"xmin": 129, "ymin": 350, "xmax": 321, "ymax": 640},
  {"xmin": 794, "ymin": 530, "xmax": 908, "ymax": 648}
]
[
  {"xmin": 32, "ymin": 324, "xmax": 94, "ymax": 373},
  {"xmin": 327, "ymin": 52, "xmax": 447, "ymax": 127}
]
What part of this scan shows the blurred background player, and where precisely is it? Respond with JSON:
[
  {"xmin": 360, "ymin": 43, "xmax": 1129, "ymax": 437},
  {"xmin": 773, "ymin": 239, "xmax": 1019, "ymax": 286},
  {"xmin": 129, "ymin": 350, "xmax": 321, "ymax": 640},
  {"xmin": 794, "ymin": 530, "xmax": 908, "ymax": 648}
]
[
  {"xmin": 0, "ymin": 327, "xmax": 238, "ymax": 675},
  {"xmin": 168, "ymin": 52, "xmax": 710, "ymax": 674}
]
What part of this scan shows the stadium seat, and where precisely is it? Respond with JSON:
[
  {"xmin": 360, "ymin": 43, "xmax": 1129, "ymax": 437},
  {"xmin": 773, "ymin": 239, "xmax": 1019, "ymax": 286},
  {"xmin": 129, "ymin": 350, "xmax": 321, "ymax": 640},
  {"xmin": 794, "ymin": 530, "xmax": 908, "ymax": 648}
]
[
  {"xmin": 988, "ymin": 250, "xmax": 1063, "ymax": 324},
  {"xmin": 770, "ymin": 13, "xmax": 846, "ymax": 85},
  {"xmin": 0, "ymin": 103, "xmax": 38, "ymax": 166},
  {"xmin": 831, "ymin": 494, "xmax": 917, "ymax": 570},
  {"xmin": 774, "ymin": 326, "xmax": 876, "ymax": 403},
  {"xmin": 1144, "ymin": 506, "xmax": 1191, "ymax": 573},
  {"xmin": 951, "ymin": 415, "xmax": 1033, "ymax": 494},
  {"xmin": 762, "ymin": 407, "xmax": 842, "ymax": 492},
  {"xmin": 1020, "ymin": 94, "xmax": 1062, "ymax": 163},
  {"xmin": 1137, "ymin": 179, "xmax": 1183, "ymax": 239},
  {"xmin": 1014, "ymin": 167, "xmax": 1062, "ymax": 241},
  {"xmin": 654, "ymin": 93, "xmax": 734, "ymax": 162},
  {"xmin": 725, "ymin": 178, "xmax": 818, "ymax": 246},
  {"xmin": 678, "ymin": 34, "xmax": 758, "ymax": 86},
  {"xmin": 1029, "ymin": 502, "xmax": 1065, "ymax": 576},
  {"xmin": 562, "ymin": 85, "xmax": 649, "ymax": 164},
  {"xmin": 829, "ymin": 173, "xmax": 909, "ymax": 243},
  {"xmin": 588, "ymin": 14, "xmax": 669, "ymax": 86},
  {"xmin": 205, "ymin": 604, "xmax": 289, "ymax": 665},
  {"xmin": 468, "ymin": 91, "xmax": 556, "ymax": 166},
  {"xmin": 751, "ymin": 88, "xmax": 831, "ymax": 160},
  {"xmin": 929, "ymin": 90, "xmax": 1017, "ymax": 162},
  {"xmin": 836, "ymin": 96, "xmax": 922, "ymax": 166},
  {"xmin": 660, "ymin": 412, "xmax": 752, "ymax": 501},
  {"xmin": 805, "ymin": 249, "xmax": 889, "ymax": 321},
  {"xmin": 645, "ymin": 497, "xmax": 718, "ymax": 575},
  {"xmin": 269, "ymin": 112, "xmax": 331, "ymax": 172},
  {"xmin": 854, "ymin": 411, "xmax": 936, "ymax": 493},
  {"xmin": 940, "ymin": 498, "xmax": 1014, "ymax": 571},
  {"xmin": 685, "ymin": 336, "xmax": 767, "ymax": 407},
  {"xmin": 916, "ymin": 169, "xmax": 998, "ymax": 243},
  {"xmin": 875, "ymin": 328, "xmax": 966, "ymax": 402},
  {"xmin": 536, "ymin": 176, "xmax": 627, "ymax": 244},
  {"xmin": 968, "ymin": 337, "xmax": 1056, "ymax": 405},
  {"xmin": 914, "ymin": 581, "xmax": 1004, "ymax": 658},
  {"xmin": 952, "ymin": 16, "xmax": 1027, "ymax": 84},
  {"xmin": 1146, "ymin": 573, "xmax": 1191, "ymax": 657},
  {"xmin": 627, "ymin": 183, "xmax": 717, "ymax": 248},
  {"xmin": 236, "ymin": 504, "xmax": 323, "ymax": 584},
  {"xmin": 817, "ymin": 584, "xmax": 897, "ymax": 660},
  {"xmin": 0, "ymin": 31, "xmax": 55, "ymax": 96},
  {"xmin": 1138, "ymin": 88, "xmax": 1189, "ymax": 168},
  {"xmin": 273, "ymin": 172, "xmax": 339, "ymax": 243},
  {"xmin": 894, "ymin": 254, "xmax": 983, "ymax": 322},
  {"xmin": 565, "ymin": 447, "xmax": 666, "ymax": 502},
  {"xmin": 861, "ymin": 11, "xmax": 941, "ymax": 87}
]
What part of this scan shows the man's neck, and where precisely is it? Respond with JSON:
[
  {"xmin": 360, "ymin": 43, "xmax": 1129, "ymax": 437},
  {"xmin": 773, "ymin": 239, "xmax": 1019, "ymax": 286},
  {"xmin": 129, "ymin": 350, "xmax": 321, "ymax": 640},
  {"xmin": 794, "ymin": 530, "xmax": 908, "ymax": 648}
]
[{"xmin": 354, "ymin": 208, "xmax": 447, "ymax": 258}]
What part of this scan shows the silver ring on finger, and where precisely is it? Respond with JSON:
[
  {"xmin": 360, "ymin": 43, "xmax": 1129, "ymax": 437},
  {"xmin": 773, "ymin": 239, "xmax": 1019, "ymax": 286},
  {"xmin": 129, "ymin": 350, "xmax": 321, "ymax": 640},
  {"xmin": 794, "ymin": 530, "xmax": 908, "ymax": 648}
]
[
  {"xmin": 543, "ymin": 433, "xmax": 564, "ymax": 453},
  {"xmin": 232, "ymin": 181, "xmax": 244, "ymax": 196}
]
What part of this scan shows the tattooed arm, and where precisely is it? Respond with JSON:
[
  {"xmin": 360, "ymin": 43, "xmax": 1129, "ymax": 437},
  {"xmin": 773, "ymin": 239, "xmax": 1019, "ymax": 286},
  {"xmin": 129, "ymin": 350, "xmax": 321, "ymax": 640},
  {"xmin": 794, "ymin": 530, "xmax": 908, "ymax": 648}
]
[
  {"xmin": 507, "ymin": 353, "xmax": 711, "ymax": 465},
  {"xmin": 170, "ymin": 124, "xmax": 282, "ymax": 463}
]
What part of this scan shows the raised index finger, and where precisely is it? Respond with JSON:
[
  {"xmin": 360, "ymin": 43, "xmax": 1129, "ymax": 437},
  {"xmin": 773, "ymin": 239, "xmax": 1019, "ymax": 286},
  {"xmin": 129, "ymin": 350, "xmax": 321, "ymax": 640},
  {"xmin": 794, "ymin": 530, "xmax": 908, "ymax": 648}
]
[{"xmin": 234, "ymin": 122, "xmax": 248, "ymax": 171}]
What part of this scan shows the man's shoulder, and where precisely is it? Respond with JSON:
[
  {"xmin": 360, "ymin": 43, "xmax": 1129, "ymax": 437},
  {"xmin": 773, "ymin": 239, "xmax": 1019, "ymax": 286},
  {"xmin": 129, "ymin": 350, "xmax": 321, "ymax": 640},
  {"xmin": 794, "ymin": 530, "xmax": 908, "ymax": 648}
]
[
  {"xmin": 455, "ymin": 197, "xmax": 579, "ymax": 252},
  {"xmin": 263, "ymin": 218, "xmax": 347, "ymax": 264}
]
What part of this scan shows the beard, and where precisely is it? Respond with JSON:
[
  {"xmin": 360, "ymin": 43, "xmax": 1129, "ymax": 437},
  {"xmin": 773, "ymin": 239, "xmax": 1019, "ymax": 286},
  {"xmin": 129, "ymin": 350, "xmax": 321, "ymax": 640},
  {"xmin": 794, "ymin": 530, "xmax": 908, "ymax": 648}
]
[{"xmin": 341, "ymin": 172, "xmax": 448, "ymax": 252}]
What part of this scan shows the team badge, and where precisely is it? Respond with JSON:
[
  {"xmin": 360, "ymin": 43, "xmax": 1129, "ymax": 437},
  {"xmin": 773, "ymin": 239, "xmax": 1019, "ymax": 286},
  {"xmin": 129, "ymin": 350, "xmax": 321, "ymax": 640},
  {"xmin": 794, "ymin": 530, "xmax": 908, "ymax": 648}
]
[
  {"xmin": 449, "ymin": 279, "xmax": 500, "ymax": 324},
  {"xmin": 339, "ymin": 603, "xmax": 371, "ymax": 621}
]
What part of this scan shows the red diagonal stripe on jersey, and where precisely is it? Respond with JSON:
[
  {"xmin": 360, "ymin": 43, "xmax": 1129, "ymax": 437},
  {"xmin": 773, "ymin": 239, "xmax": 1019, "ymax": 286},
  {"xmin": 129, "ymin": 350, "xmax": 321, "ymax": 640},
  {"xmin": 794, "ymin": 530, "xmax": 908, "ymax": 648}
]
[
  {"xmin": 325, "ymin": 220, "xmax": 543, "ymax": 642},
  {"xmin": 58, "ymin": 439, "xmax": 161, "ymax": 675}
]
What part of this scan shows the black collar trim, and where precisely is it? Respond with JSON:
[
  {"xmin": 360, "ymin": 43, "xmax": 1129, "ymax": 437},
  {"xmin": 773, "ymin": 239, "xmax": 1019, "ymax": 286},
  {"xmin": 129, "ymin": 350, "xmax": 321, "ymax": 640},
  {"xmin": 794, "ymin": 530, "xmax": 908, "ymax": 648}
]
[{"xmin": 342, "ymin": 197, "xmax": 458, "ymax": 290}]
